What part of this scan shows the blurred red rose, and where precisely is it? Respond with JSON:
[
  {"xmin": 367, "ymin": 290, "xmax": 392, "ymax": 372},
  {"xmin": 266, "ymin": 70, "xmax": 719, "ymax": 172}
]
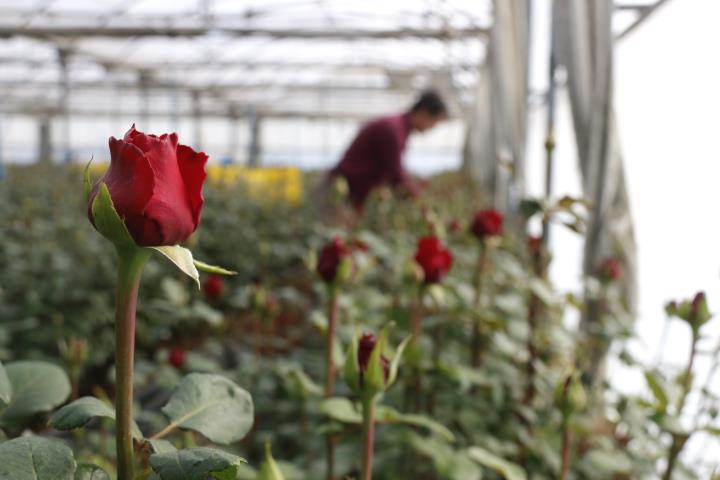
[
  {"xmin": 471, "ymin": 209, "xmax": 504, "ymax": 239},
  {"xmin": 527, "ymin": 235, "xmax": 543, "ymax": 257},
  {"xmin": 448, "ymin": 219, "xmax": 464, "ymax": 233},
  {"xmin": 598, "ymin": 257, "xmax": 621, "ymax": 283},
  {"xmin": 88, "ymin": 125, "xmax": 207, "ymax": 246},
  {"xmin": 414, "ymin": 236, "xmax": 453, "ymax": 284},
  {"xmin": 202, "ymin": 274, "xmax": 224, "ymax": 299},
  {"xmin": 358, "ymin": 333, "xmax": 389, "ymax": 385},
  {"xmin": 316, "ymin": 237, "xmax": 351, "ymax": 284},
  {"xmin": 168, "ymin": 347, "xmax": 186, "ymax": 368}
]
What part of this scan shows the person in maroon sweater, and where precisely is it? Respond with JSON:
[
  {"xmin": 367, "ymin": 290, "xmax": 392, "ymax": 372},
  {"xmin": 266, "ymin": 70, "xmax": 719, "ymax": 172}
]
[{"xmin": 327, "ymin": 90, "xmax": 448, "ymax": 214}]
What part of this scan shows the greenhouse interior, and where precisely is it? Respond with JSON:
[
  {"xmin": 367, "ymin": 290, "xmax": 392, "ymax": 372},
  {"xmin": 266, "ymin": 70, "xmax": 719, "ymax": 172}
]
[{"xmin": 1, "ymin": 0, "xmax": 719, "ymax": 479}]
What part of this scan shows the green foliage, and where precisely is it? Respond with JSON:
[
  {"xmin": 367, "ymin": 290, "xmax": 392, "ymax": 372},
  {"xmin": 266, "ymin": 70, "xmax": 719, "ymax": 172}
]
[
  {"xmin": 49, "ymin": 396, "xmax": 143, "ymax": 438},
  {"xmin": 74, "ymin": 463, "xmax": 111, "ymax": 480},
  {"xmin": 0, "ymin": 436, "xmax": 77, "ymax": 480},
  {"xmin": 149, "ymin": 447, "xmax": 246, "ymax": 480},
  {"xmin": 1, "ymin": 166, "xmax": 718, "ymax": 478},
  {"xmin": 161, "ymin": 373, "xmax": 254, "ymax": 444},
  {"xmin": 0, "ymin": 361, "xmax": 70, "ymax": 427}
]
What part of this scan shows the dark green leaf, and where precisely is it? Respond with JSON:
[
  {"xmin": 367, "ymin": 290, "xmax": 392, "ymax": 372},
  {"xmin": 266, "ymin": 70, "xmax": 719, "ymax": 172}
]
[
  {"xmin": 150, "ymin": 447, "xmax": 245, "ymax": 480},
  {"xmin": 49, "ymin": 396, "xmax": 142, "ymax": 438},
  {"xmin": 161, "ymin": 373, "xmax": 254, "ymax": 444},
  {"xmin": 0, "ymin": 361, "xmax": 71, "ymax": 426},
  {"xmin": 0, "ymin": 436, "xmax": 76, "ymax": 480}
]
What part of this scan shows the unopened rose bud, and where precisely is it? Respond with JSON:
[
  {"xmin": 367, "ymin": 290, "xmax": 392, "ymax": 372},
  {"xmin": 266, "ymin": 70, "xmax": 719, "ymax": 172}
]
[
  {"xmin": 344, "ymin": 330, "xmax": 409, "ymax": 398},
  {"xmin": 448, "ymin": 219, "xmax": 463, "ymax": 233},
  {"xmin": 555, "ymin": 371, "xmax": 587, "ymax": 418},
  {"xmin": 527, "ymin": 235, "xmax": 543, "ymax": 258},
  {"xmin": 413, "ymin": 236, "xmax": 453, "ymax": 285},
  {"xmin": 358, "ymin": 333, "xmax": 390, "ymax": 388},
  {"xmin": 316, "ymin": 237, "xmax": 353, "ymax": 285},
  {"xmin": 87, "ymin": 125, "xmax": 207, "ymax": 247},
  {"xmin": 689, "ymin": 291, "xmax": 711, "ymax": 328},
  {"xmin": 202, "ymin": 274, "xmax": 224, "ymax": 300},
  {"xmin": 168, "ymin": 347, "xmax": 186, "ymax": 369},
  {"xmin": 597, "ymin": 257, "xmax": 621, "ymax": 284},
  {"xmin": 470, "ymin": 209, "xmax": 503, "ymax": 239}
]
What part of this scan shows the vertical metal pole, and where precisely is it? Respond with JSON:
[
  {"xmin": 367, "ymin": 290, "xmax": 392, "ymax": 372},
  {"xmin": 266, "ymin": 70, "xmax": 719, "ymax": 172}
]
[
  {"xmin": 58, "ymin": 48, "xmax": 71, "ymax": 163},
  {"xmin": 139, "ymin": 71, "xmax": 151, "ymax": 129},
  {"xmin": 247, "ymin": 106, "xmax": 261, "ymax": 167},
  {"xmin": 227, "ymin": 107, "xmax": 239, "ymax": 164},
  {"xmin": 38, "ymin": 115, "xmax": 52, "ymax": 164},
  {"xmin": 542, "ymin": 3, "xmax": 557, "ymax": 246},
  {"xmin": 192, "ymin": 90, "xmax": 203, "ymax": 150},
  {"xmin": 0, "ymin": 113, "xmax": 4, "ymax": 181},
  {"xmin": 169, "ymin": 82, "xmax": 180, "ymax": 133}
]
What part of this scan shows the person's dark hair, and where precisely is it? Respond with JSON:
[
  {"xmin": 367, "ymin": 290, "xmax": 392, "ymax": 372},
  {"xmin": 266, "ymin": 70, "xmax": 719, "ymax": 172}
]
[{"xmin": 410, "ymin": 90, "xmax": 447, "ymax": 116}]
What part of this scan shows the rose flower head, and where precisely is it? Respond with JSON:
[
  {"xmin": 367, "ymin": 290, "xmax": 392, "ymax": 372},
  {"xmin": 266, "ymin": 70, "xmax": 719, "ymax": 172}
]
[
  {"xmin": 168, "ymin": 347, "xmax": 186, "ymax": 369},
  {"xmin": 358, "ymin": 333, "xmax": 390, "ymax": 387},
  {"xmin": 471, "ymin": 209, "xmax": 504, "ymax": 239},
  {"xmin": 345, "ymin": 329, "xmax": 410, "ymax": 397},
  {"xmin": 316, "ymin": 237, "xmax": 353, "ymax": 285},
  {"xmin": 202, "ymin": 274, "xmax": 225, "ymax": 300},
  {"xmin": 414, "ymin": 236, "xmax": 453, "ymax": 284},
  {"xmin": 87, "ymin": 125, "xmax": 208, "ymax": 247},
  {"xmin": 598, "ymin": 257, "xmax": 622, "ymax": 283}
]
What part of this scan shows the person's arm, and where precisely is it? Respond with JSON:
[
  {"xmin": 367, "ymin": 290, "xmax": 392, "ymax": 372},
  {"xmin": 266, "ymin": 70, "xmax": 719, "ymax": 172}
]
[{"xmin": 376, "ymin": 127, "xmax": 419, "ymax": 197}]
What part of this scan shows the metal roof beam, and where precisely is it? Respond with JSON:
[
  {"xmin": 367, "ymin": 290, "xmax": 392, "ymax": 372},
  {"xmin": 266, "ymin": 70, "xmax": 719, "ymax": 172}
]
[{"xmin": 0, "ymin": 25, "xmax": 488, "ymax": 40}]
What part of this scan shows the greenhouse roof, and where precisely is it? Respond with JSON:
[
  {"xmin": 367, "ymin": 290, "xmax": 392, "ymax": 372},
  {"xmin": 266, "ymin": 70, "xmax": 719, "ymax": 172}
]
[{"xmin": 0, "ymin": 0, "xmax": 665, "ymax": 120}]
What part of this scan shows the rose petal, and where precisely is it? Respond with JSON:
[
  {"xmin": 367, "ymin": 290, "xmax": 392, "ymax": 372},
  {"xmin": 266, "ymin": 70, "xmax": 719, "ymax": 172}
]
[
  {"xmin": 97, "ymin": 137, "xmax": 155, "ymax": 244},
  {"xmin": 177, "ymin": 143, "xmax": 208, "ymax": 229}
]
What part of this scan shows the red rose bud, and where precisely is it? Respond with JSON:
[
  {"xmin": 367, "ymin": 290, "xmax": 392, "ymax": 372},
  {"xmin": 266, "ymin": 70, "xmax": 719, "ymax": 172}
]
[
  {"xmin": 527, "ymin": 235, "xmax": 543, "ymax": 257},
  {"xmin": 414, "ymin": 236, "xmax": 453, "ymax": 284},
  {"xmin": 471, "ymin": 209, "xmax": 504, "ymax": 239},
  {"xmin": 202, "ymin": 274, "xmax": 224, "ymax": 299},
  {"xmin": 598, "ymin": 257, "xmax": 621, "ymax": 283},
  {"xmin": 88, "ymin": 125, "xmax": 208, "ymax": 247},
  {"xmin": 168, "ymin": 347, "xmax": 186, "ymax": 369},
  {"xmin": 316, "ymin": 237, "xmax": 352, "ymax": 284},
  {"xmin": 358, "ymin": 333, "xmax": 389, "ymax": 386},
  {"xmin": 689, "ymin": 291, "xmax": 711, "ymax": 327},
  {"xmin": 448, "ymin": 219, "xmax": 463, "ymax": 233}
]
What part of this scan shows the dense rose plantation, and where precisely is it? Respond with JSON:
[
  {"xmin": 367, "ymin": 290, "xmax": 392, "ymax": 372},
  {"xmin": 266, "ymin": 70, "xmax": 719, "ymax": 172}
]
[{"xmin": 0, "ymin": 129, "xmax": 717, "ymax": 480}]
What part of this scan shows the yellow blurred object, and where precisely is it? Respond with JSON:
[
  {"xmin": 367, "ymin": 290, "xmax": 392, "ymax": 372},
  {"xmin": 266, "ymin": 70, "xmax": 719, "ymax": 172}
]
[
  {"xmin": 206, "ymin": 165, "xmax": 303, "ymax": 206},
  {"xmin": 82, "ymin": 163, "xmax": 303, "ymax": 206}
]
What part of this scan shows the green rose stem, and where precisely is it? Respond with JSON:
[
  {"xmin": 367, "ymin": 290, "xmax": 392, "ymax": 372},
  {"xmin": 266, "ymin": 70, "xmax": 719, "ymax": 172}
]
[
  {"xmin": 360, "ymin": 395, "xmax": 377, "ymax": 480},
  {"xmin": 518, "ymin": 245, "xmax": 545, "ymax": 471},
  {"xmin": 662, "ymin": 328, "xmax": 699, "ymax": 480},
  {"xmin": 470, "ymin": 240, "xmax": 489, "ymax": 368},
  {"xmin": 113, "ymin": 246, "xmax": 151, "ymax": 480},
  {"xmin": 558, "ymin": 414, "xmax": 572, "ymax": 480},
  {"xmin": 406, "ymin": 285, "xmax": 424, "ymax": 413},
  {"xmin": 325, "ymin": 285, "xmax": 339, "ymax": 480}
]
